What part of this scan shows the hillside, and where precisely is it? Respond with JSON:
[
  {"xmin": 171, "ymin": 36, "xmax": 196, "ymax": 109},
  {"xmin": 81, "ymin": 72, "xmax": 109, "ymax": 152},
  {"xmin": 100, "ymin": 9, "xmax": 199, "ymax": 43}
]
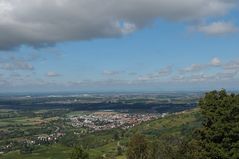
[{"xmin": 1, "ymin": 108, "xmax": 201, "ymax": 159}]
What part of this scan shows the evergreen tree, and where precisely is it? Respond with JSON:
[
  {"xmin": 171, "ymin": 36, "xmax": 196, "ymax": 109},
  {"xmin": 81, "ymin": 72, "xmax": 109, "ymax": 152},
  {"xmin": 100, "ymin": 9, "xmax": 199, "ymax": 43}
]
[
  {"xmin": 149, "ymin": 135, "xmax": 195, "ymax": 159},
  {"xmin": 127, "ymin": 133, "xmax": 149, "ymax": 159},
  {"xmin": 194, "ymin": 90, "xmax": 239, "ymax": 159},
  {"xmin": 20, "ymin": 142, "xmax": 34, "ymax": 154},
  {"xmin": 71, "ymin": 146, "xmax": 89, "ymax": 159},
  {"xmin": 117, "ymin": 145, "xmax": 123, "ymax": 156}
]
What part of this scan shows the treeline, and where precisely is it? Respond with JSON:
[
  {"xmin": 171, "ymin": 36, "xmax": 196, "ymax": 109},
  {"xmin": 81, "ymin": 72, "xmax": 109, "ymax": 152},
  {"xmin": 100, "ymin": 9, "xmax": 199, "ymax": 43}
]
[{"xmin": 0, "ymin": 102, "xmax": 195, "ymax": 114}]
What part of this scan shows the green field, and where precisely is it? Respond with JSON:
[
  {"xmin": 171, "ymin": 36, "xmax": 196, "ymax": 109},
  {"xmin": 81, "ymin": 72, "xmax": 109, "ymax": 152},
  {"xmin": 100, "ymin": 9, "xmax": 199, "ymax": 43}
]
[{"xmin": 1, "ymin": 108, "xmax": 201, "ymax": 159}]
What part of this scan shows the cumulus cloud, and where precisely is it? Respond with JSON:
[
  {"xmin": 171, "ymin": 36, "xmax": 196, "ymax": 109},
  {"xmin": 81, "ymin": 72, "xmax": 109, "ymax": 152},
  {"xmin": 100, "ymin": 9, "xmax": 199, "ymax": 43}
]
[
  {"xmin": 180, "ymin": 57, "xmax": 222, "ymax": 73},
  {"xmin": 102, "ymin": 70, "xmax": 123, "ymax": 76},
  {"xmin": 176, "ymin": 58, "xmax": 239, "ymax": 82},
  {"xmin": 0, "ymin": 0, "xmax": 237, "ymax": 50},
  {"xmin": 138, "ymin": 66, "xmax": 172, "ymax": 81},
  {"xmin": 190, "ymin": 74, "xmax": 212, "ymax": 82},
  {"xmin": 158, "ymin": 66, "xmax": 173, "ymax": 76},
  {"xmin": 46, "ymin": 71, "xmax": 61, "ymax": 77},
  {"xmin": 224, "ymin": 60, "xmax": 239, "ymax": 71},
  {"xmin": 210, "ymin": 57, "xmax": 222, "ymax": 66},
  {"xmin": 180, "ymin": 64, "xmax": 207, "ymax": 73},
  {"xmin": 173, "ymin": 70, "xmax": 238, "ymax": 83},
  {"xmin": 193, "ymin": 21, "xmax": 238, "ymax": 35},
  {"xmin": 216, "ymin": 70, "xmax": 238, "ymax": 80}
]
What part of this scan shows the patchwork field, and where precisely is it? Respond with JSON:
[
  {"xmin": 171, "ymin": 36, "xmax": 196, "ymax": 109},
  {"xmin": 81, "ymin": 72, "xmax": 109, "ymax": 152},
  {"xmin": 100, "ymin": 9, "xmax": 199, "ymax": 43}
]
[{"xmin": 1, "ymin": 108, "xmax": 201, "ymax": 159}]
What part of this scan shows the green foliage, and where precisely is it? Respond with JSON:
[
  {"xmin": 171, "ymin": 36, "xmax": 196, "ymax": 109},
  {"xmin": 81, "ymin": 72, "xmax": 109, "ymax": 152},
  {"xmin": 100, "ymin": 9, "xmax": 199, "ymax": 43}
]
[
  {"xmin": 149, "ymin": 136, "xmax": 194, "ymax": 159},
  {"xmin": 71, "ymin": 146, "xmax": 89, "ymax": 159},
  {"xmin": 194, "ymin": 90, "xmax": 239, "ymax": 159},
  {"xmin": 117, "ymin": 145, "xmax": 123, "ymax": 156},
  {"xmin": 0, "ymin": 101, "xmax": 204, "ymax": 159},
  {"xmin": 126, "ymin": 90, "xmax": 239, "ymax": 159},
  {"xmin": 113, "ymin": 132, "xmax": 120, "ymax": 141},
  {"xmin": 127, "ymin": 134, "xmax": 150, "ymax": 159},
  {"xmin": 20, "ymin": 142, "xmax": 34, "ymax": 154},
  {"xmin": 59, "ymin": 132, "xmax": 79, "ymax": 147},
  {"xmin": 127, "ymin": 134, "xmax": 199, "ymax": 159}
]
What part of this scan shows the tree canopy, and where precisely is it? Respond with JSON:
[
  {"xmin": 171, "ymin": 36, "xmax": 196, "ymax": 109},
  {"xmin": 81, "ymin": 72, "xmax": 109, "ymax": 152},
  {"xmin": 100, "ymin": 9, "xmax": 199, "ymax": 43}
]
[
  {"xmin": 71, "ymin": 146, "xmax": 89, "ymax": 159},
  {"xmin": 194, "ymin": 90, "xmax": 239, "ymax": 159}
]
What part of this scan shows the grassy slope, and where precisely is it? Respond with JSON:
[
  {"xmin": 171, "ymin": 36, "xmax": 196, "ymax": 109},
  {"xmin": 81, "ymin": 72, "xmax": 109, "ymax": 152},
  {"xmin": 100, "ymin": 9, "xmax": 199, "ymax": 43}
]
[
  {"xmin": 1, "ymin": 108, "xmax": 201, "ymax": 159},
  {"xmin": 130, "ymin": 108, "xmax": 201, "ymax": 137}
]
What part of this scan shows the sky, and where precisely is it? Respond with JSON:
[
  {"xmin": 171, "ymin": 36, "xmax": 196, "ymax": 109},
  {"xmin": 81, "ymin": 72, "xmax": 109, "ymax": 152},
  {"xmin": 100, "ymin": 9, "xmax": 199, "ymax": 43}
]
[{"xmin": 0, "ymin": 0, "xmax": 239, "ymax": 92}]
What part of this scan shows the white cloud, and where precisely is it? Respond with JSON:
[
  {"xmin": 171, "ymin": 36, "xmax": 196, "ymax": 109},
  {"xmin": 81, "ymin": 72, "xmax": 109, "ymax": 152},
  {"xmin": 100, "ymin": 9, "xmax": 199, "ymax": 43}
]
[
  {"xmin": 0, "ymin": 57, "xmax": 34, "ymax": 71},
  {"xmin": 190, "ymin": 74, "xmax": 212, "ymax": 82},
  {"xmin": 0, "ymin": 0, "xmax": 237, "ymax": 50},
  {"xmin": 102, "ymin": 70, "xmax": 123, "ymax": 76},
  {"xmin": 46, "ymin": 71, "xmax": 61, "ymax": 77},
  {"xmin": 117, "ymin": 21, "xmax": 137, "ymax": 35},
  {"xmin": 180, "ymin": 64, "xmax": 206, "ymax": 73},
  {"xmin": 193, "ymin": 21, "xmax": 238, "ymax": 35},
  {"xmin": 210, "ymin": 57, "xmax": 221, "ymax": 66},
  {"xmin": 173, "ymin": 70, "xmax": 238, "ymax": 83},
  {"xmin": 216, "ymin": 70, "xmax": 238, "ymax": 80},
  {"xmin": 224, "ymin": 60, "xmax": 239, "ymax": 70},
  {"xmin": 181, "ymin": 57, "xmax": 222, "ymax": 73},
  {"xmin": 158, "ymin": 66, "xmax": 173, "ymax": 76},
  {"xmin": 137, "ymin": 66, "xmax": 172, "ymax": 81}
]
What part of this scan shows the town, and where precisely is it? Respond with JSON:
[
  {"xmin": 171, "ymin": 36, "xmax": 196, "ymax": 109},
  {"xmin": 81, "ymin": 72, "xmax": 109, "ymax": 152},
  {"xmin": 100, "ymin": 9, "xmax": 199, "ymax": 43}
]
[
  {"xmin": 0, "ymin": 93, "xmax": 198, "ymax": 158},
  {"xmin": 69, "ymin": 111, "xmax": 168, "ymax": 132}
]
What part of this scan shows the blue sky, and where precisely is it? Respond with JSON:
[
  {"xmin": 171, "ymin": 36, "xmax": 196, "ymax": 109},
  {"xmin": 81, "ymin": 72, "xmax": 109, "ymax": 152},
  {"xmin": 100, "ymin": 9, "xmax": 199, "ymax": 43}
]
[{"xmin": 0, "ymin": 0, "xmax": 239, "ymax": 92}]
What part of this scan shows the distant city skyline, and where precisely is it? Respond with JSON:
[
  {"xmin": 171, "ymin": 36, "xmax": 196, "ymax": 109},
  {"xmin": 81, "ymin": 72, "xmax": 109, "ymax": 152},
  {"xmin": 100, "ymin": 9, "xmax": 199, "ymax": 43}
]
[{"xmin": 0, "ymin": 0, "xmax": 239, "ymax": 92}]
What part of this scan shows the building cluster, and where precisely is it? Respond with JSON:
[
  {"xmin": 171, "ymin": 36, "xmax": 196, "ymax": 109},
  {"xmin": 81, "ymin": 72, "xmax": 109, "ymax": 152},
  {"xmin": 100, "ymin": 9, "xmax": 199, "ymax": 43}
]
[
  {"xmin": 0, "ymin": 128, "xmax": 65, "ymax": 154},
  {"xmin": 70, "ymin": 111, "xmax": 167, "ymax": 132},
  {"xmin": 37, "ymin": 132, "xmax": 65, "ymax": 143},
  {"xmin": 0, "ymin": 143, "xmax": 13, "ymax": 154}
]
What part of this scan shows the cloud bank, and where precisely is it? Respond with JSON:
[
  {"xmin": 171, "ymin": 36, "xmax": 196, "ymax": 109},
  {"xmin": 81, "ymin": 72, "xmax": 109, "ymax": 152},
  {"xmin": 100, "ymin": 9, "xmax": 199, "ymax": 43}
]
[
  {"xmin": 0, "ymin": 0, "xmax": 237, "ymax": 50},
  {"xmin": 0, "ymin": 57, "xmax": 238, "ymax": 92}
]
